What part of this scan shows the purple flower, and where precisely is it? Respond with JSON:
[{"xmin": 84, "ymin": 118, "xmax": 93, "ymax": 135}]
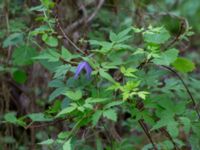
[{"xmin": 74, "ymin": 61, "xmax": 92, "ymax": 79}]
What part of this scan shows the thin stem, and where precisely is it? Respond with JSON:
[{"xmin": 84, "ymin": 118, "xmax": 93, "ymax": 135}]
[
  {"xmin": 57, "ymin": 22, "xmax": 84, "ymax": 55},
  {"xmin": 43, "ymin": 10, "xmax": 54, "ymax": 32},
  {"xmin": 160, "ymin": 128, "xmax": 180, "ymax": 150},
  {"xmin": 161, "ymin": 65, "xmax": 200, "ymax": 120},
  {"xmin": 65, "ymin": 112, "xmax": 93, "ymax": 141},
  {"xmin": 54, "ymin": 5, "xmax": 85, "ymax": 55},
  {"xmin": 138, "ymin": 120, "xmax": 158, "ymax": 150},
  {"xmin": 102, "ymin": 123, "xmax": 114, "ymax": 150}
]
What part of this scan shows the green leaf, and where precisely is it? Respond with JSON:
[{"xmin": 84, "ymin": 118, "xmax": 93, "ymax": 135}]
[
  {"xmin": 30, "ymin": 5, "xmax": 47, "ymax": 12},
  {"xmin": 12, "ymin": 70, "xmax": 27, "ymax": 84},
  {"xmin": 99, "ymin": 69, "xmax": 116, "ymax": 83},
  {"xmin": 4, "ymin": 112, "xmax": 26, "ymax": 127},
  {"xmin": 120, "ymin": 66, "xmax": 137, "ymax": 78},
  {"xmin": 172, "ymin": 57, "xmax": 195, "ymax": 73},
  {"xmin": 49, "ymin": 87, "xmax": 68, "ymax": 102},
  {"xmin": 4, "ymin": 112, "xmax": 17, "ymax": 124},
  {"xmin": 48, "ymin": 79, "xmax": 65, "ymax": 88},
  {"xmin": 64, "ymin": 90, "xmax": 82, "ymax": 101},
  {"xmin": 38, "ymin": 139, "xmax": 54, "ymax": 145},
  {"xmin": 56, "ymin": 106, "xmax": 76, "ymax": 117},
  {"xmin": 3, "ymin": 33, "xmax": 24, "ymax": 48},
  {"xmin": 83, "ymin": 103, "xmax": 93, "ymax": 109},
  {"xmin": 61, "ymin": 46, "xmax": 73, "ymax": 61},
  {"xmin": 179, "ymin": 117, "xmax": 191, "ymax": 134},
  {"xmin": 160, "ymin": 140, "xmax": 174, "ymax": 150},
  {"xmin": 58, "ymin": 131, "xmax": 70, "ymax": 139},
  {"xmin": 30, "ymin": 25, "xmax": 50, "ymax": 36},
  {"xmin": 86, "ymin": 97, "xmax": 108, "ymax": 103},
  {"xmin": 109, "ymin": 28, "xmax": 132, "ymax": 43},
  {"xmin": 43, "ymin": 36, "xmax": 58, "ymax": 47},
  {"xmin": 167, "ymin": 121, "xmax": 179, "ymax": 137},
  {"xmin": 109, "ymin": 32, "xmax": 118, "ymax": 42},
  {"xmin": 53, "ymin": 65, "xmax": 71, "ymax": 79},
  {"xmin": 117, "ymin": 27, "xmax": 132, "ymax": 39},
  {"xmin": 12, "ymin": 45, "xmax": 37, "ymax": 66},
  {"xmin": 103, "ymin": 109, "xmax": 117, "ymax": 122},
  {"xmin": 28, "ymin": 113, "xmax": 52, "ymax": 122},
  {"xmin": 92, "ymin": 110, "xmax": 102, "ymax": 126},
  {"xmin": 63, "ymin": 138, "xmax": 72, "ymax": 150},
  {"xmin": 153, "ymin": 48, "xmax": 179, "ymax": 66},
  {"xmin": 104, "ymin": 101, "xmax": 123, "ymax": 109},
  {"xmin": 151, "ymin": 114, "xmax": 173, "ymax": 131},
  {"xmin": 137, "ymin": 91, "xmax": 149, "ymax": 100},
  {"xmin": 143, "ymin": 26, "xmax": 170, "ymax": 44},
  {"xmin": 34, "ymin": 49, "xmax": 60, "ymax": 62}
]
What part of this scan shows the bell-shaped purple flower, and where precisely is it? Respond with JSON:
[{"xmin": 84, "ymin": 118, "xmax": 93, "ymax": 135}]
[{"xmin": 74, "ymin": 61, "xmax": 92, "ymax": 79}]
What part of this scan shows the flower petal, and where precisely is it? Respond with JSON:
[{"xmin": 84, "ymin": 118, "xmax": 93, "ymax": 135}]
[
  {"xmin": 84, "ymin": 62, "xmax": 92, "ymax": 79},
  {"xmin": 74, "ymin": 61, "xmax": 87, "ymax": 79}
]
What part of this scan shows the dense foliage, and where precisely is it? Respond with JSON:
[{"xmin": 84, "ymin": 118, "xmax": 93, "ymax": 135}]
[{"xmin": 1, "ymin": 0, "xmax": 200, "ymax": 150}]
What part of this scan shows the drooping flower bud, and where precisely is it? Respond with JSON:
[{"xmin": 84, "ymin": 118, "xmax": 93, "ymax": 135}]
[{"xmin": 74, "ymin": 61, "xmax": 92, "ymax": 79}]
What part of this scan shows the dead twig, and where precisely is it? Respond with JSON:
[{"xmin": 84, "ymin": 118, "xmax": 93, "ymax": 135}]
[{"xmin": 65, "ymin": 0, "xmax": 105, "ymax": 33}]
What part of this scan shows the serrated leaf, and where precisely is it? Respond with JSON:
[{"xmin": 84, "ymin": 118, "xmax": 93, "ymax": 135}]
[
  {"xmin": 151, "ymin": 114, "xmax": 173, "ymax": 131},
  {"xmin": 4, "ymin": 112, "xmax": 17, "ymax": 124},
  {"xmin": 179, "ymin": 117, "xmax": 191, "ymax": 134},
  {"xmin": 103, "ymin": 109, "xmax": 117, "ymax": 122},
  {"xmin": 63, "ymin": 138, "xmax": 72, "ymax": 150},
  {"xmin": 64, "ymin": 90, "xmax": 82, "ymax": 101},
  {"xmin": 53, "ymin": 65, "xmax": 70, "ymax": 79},
  {"xmin": 61, "ymin": 46, "xmax": 73, "ymax": 61},
  {"xmin": 56, "ymin": 106, "xmax": 76, "ymax": 117},
  {"xmin": 104, "ymin": 101, "xmax": 123, "ymax": 109},
  {"xmin": 172, "ymin": 57, "xmax": 195, "ymax": 73},
  {"xmin": 109, "ymin": 31, "xmax": 118, "ymax": 42},
  {"xmin": 30, "ymin": 25, "xmax": 50, "ymax": 36},
  {"xmin": 38, "ymin": 139, "xmax": 54, "ymax": 145},
  {"xmin": 58, "ymin": 131, "xmax": 70, "ymax": 139},
  {"xmin": 167, "ymin": 121, "xmax": 179, "ymax": 137},
  {"xmin": 99, "ymin": 69, "xmax": 116, "ymax": 83},
  {"xmin": 143, "ymin": 27, "xmax": 170, "ymax": 44},
  {"xmin": 49, "ymin": 87, "xmax": 68, "ymax": 102},
  {"xmin": 137, "ymin": 91, "xmax": 149, "ymax": 100},
  {"xmin": 118, "ymin": 27, "xmax": 132, "ymax": 39},
  {"xmin": 48, "ymin": 80, "xmax": 65, "ymax": 88},
  {"xmin": 28, "ymin": 113, "xmax": 52, "ymax": 122},
  {"xmin": 3, "ymin": 33, "xmax": 24, "ymax": 48},
  {"xmin": 86, "ymin": 97, "xmax": 108, "ymax": 103},
  {"xmin": 92, "ymin": 110, "xmax": 102, "ymax": 126},
  {"xmin": 29, "ymin": 5, "xmax": 47, "ymax": 12},
  {"xmin": 43, "ymin": 36, "xmax": 58, "ymax": 47},
  {"xmin": 109, "ymin": 28, "xmax": 132, "ymax": 43},
  {"xmin": 153, "ymin": 48, "xmax": 179, "ymax": 66},
  {"xmin": 12, "ymin": 45, "xmax": 37, "ymax": 66},
  {"xmin": 34, "ymin": 49, "xmax": 60, "ymax": 62}
]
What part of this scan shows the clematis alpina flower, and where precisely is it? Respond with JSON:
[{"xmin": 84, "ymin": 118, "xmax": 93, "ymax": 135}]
[{"xmin": 74, "ymin": 61, "xmax": 92, "ymax": 79}]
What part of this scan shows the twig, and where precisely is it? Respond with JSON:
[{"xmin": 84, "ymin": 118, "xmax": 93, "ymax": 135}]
[
  {"xmin": 138, "ymin": 120, "xmax": 158, "ymax": 150},
  {"xmin": 164, "ymin": 18, "xmax": 187, "ymax": 50},
  {"xmin": 102, "ymin": 123, "xmax": 114, "ymax": 150},
  {"xmin": 160, "ymin": 128, "xmax": 180, "ymax": 150},
  {"xmin": 65, "ymin": 0, "xmax": 105, "ymax": 32},
  {"xmin": 54, "ymin": 4, "xmax": 85, "ymax": 55},
  {"xmin": 87, "ymin": 0, "xmax": 105, "ymax": 23},
  {"xmin": 25, "ymin": 118, "xmax": 67, "ymax": 129},
  {"xmin": 65, "ymin": 112, "xmax": 93, "ymax": 141},
  {"xmin": 59, "ymin": 57, "xmax": 79, "ymax": 65},
  {"xmin": 57, "ymin": 20, "xmax": 85, "ymax": 55}
]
